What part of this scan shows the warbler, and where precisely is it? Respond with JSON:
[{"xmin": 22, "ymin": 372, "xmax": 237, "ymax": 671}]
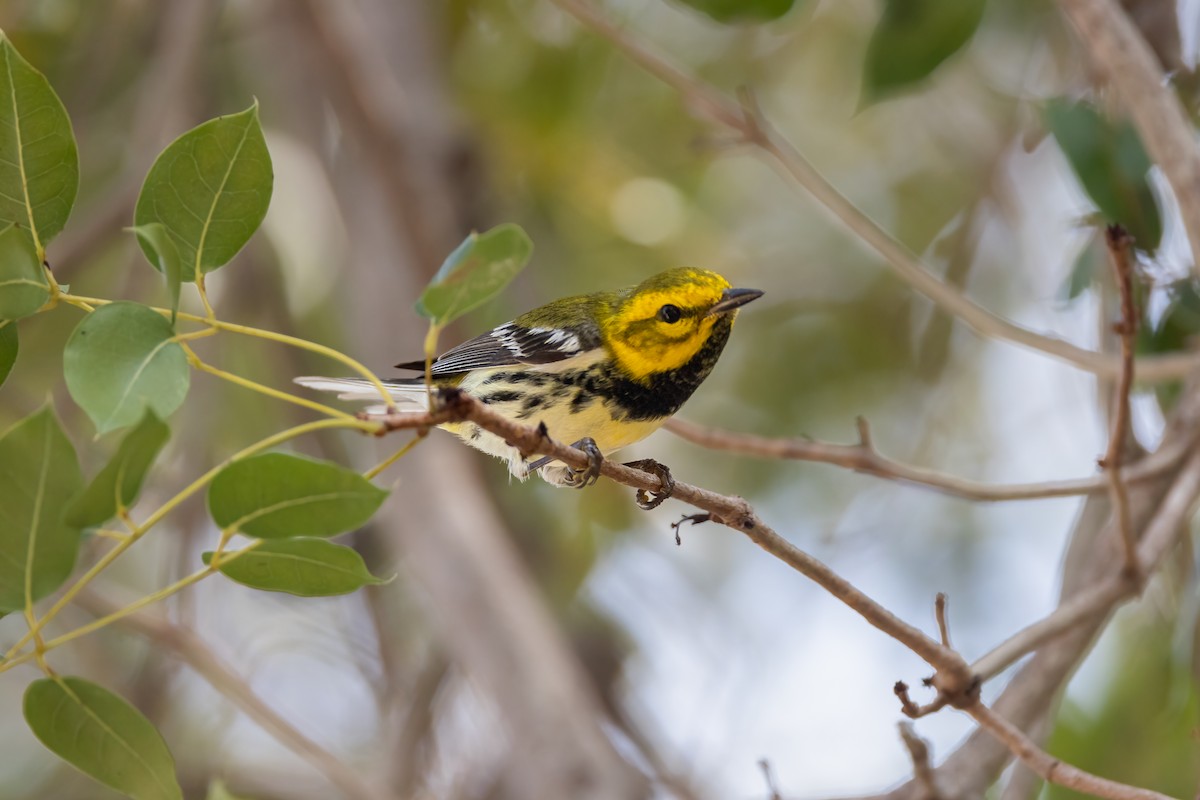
[{"xmin": 297, "ymin": 267, "xmax": 761, "ymax": 487}]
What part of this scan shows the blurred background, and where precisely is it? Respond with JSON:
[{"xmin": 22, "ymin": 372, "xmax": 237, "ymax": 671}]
[{"xmin": 0, "ymin": 0, "xmax": 1198, "ymax": 797}]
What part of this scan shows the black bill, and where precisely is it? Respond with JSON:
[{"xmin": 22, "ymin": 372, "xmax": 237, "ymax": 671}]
[{"xmin": 708, "ymin": 287, "xmax": 764, "ymax": 315}]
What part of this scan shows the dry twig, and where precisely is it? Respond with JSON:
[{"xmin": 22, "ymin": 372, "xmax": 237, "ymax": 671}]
[
  {"xmin": 897, "ymin": 723, "xmax": 941, "ymax": 800},
  {"xmin": 374, "ymin": 391, "xmax": 976, "ymax": 697},
  {"xmin": 965, "ymin": 703, "xmax": 1175, "ymax": 800},
  {"xmin": 934, "ymin": 594, "xmax": 951, "ymax": 649},
  {"xmin": 759, "ymin": 759, "xmax": 783, "ymax": 800},
  {"xmin": 664, "ymin": 417, "xmax": 1187, "ymax": 503},
  {"xmin": 1099, "ymin": 225, "xmax": 1141, "ymax": 578}
]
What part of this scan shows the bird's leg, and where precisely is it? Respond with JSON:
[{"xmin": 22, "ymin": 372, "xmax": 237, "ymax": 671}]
[
  {"xmin": 527, "ymin": 433, "xmax": 602, "ymax": 488},
  {"xmin": 623, "ymin": 459, "xmax": 675, "ymax": 510},
  {"xmin": 562, "ymin": 437, "xmax": 604, "ymax": 488}
]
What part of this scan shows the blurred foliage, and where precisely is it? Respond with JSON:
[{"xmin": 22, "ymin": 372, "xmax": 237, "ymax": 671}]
[
  {"xmin": 1045, "ymin": 99, "xmax": 1162, "ymax": 253},
  {"xmin": 669, "ymin": 0, "xmax": 798, "ymax": 24},
  {"xmin": 861, "ymin": 0, "xmax": 987, "ymax": 103}
]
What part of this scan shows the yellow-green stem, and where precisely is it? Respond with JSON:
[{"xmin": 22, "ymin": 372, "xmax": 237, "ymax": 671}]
[
  {"xmin": 63, "ymin": 292, "xmax": 395, "ymax": 404},
  {"xmin": 364, "ymin": 432, "xmax": 426, "ymax": 480},
  {"xmin": 3, "ymin": 417, "xmax": 378, "ymax": 662},
  {"xmin": 195, "ymin": 271, "xmax": 216, "ymax": 320},
  {"xmin": 0, "ymin": 542, "xmax": 262, "ymax": 675},
  {"xmin": 182, "ymin": 343, "xmax": 361, "ymax": 422}
]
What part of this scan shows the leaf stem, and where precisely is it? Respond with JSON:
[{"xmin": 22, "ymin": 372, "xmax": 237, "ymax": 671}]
[
  {"xmin": 181, "ymin": 343, "xmax": 361, "ymax": 422},
  {"xmin": 63, "ymin": 292, "xmax": 395, "ymax": 403},
  {"xmin": 0, "ymin": 543, "xmax": 263, "ymax": 674},
  {"xmin": 195, "ymin": 271, "xmax": 216, "ymax": 320},
  {"xmin": 363, "ymin": 432, "xmax": 426, "ymax": 480},
  {"xmin": 2, "ymin": 417, "xmax": 378, "ymax": 664}
]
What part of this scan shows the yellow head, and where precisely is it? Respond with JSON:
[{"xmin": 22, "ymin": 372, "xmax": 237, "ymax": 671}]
[{"xmin": 600, "ymin": 268, "xmax": 762, "ymax": 382}]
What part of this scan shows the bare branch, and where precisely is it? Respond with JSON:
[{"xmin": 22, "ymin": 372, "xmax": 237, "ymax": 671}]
[
  {"xmin": 663, "ymin": 417, "xmax": 1188, "ymax": 503},
  {"xmin": 970, "ymin": 578, "xmax": 1128, "ymax": 680},
  {"xmin": 895, "ymin": 681, "xmax": 953, "ymax": 720},
  {"xmin": 898, "ymin": 723, "xmax": 942, "ymax": 800},
  {"xmin": 759, "ymin": 759, "xmax": 783, "ymax": 800},
  {"xmin": 973, "ymin": 445, "xmax": 1200, "ymax": 680},
  {"xmin": 934, "ymin": 594, "xmax": 951, "ymax": 649},
  {"xmin": 1058, "ymin": 0, "xmax": 1200, "ymax": 272},
  {"xmin": 547, "ymin": 0, "xmax": 1200, "ymax": 383},
  {"xmin": 965, "ymin": 702, "xmax": 1176, "ymax": 800},
  {"xmin": 373, "ymin": 392, "xmax": 976, "ymax": 695},
  {"xmin": 1099, "ymin": 225, "xmax": 1141, "ymax": 578}
]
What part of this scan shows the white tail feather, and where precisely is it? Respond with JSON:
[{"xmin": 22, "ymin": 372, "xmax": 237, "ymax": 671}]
[{"xmin": 294, "ymin": 376, "xmax": 429, "ymax": 412}]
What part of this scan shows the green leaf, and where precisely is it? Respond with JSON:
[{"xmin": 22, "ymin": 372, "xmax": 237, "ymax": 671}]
[
  {"xmin": 416, "ymin": 223, "xmax": 534, "ymax": 325},
  {"xmin": 0, "ymin": 318, "xmax": 16, "ymax": 386},
  {"xmin": 207, "ymin": 453, "xmax": 388, "ymax": 539},
  {"xmin": 0, "ymin": 32, "xmax": 79, "ymax": 254},
  {"xmin": 862, "ymin": 0, "xmax": 986, "ymax": 103},
  {"xmin": 0, "ymin": 222, "xmax": 47, "ymax": 319},
  {"xmin": 1141, "ymin": 281, "xmax": 1200, "ymax": 355},
  {"xmin": 1059, "ymin": 231, "xmax": 1105, "ymax": 303},
  {"xmin": 671, "ymin": 0, "xmax": 797, "ymax": 23},
  {"xmin": 63, "ymin": 301, "xmax": 189, "ymax": 435},
  {"xmin": 24, "ymin": 676, "xmax": 182, "ymax": 800},
  {"xmin": 65, "ymin": 412, "xmax": 169, "ymax": 528},
  {"xmin": 130, "ymin": 223, "xmax": 182, "ymax": 325},
  {"xmin": 204, "ymin": 538, "xmax": 389, "ymax": 596},
  {"xmin": 0, "ymin": 406, "xmax": 83, "ymax": 612},
  {"xmin": 206, "ymin": 780, "xmax": 254, "ymax": 800},
  {"xmin": 1045, "ymin": 100, "xmax": 1162, "ymax": 252},
  {"xmin": 134, "ymin": 102, "xmax": 273, "ymax": 280}
]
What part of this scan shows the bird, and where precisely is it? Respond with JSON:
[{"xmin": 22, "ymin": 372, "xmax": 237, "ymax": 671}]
[{"xmin": 296, "ymin": 267, "xmax": 762, "ymax": 488}]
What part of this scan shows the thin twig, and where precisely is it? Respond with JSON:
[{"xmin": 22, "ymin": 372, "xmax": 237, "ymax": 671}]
[
  {"xmin": 373, "ymin": 392, "xmax": 976, "ymax": 696},
  {"xmin": 965, "ymin": 702, "xmax": 1176, "ymax": 800},
  {"xmin": 1099, "ymin": 225, "xmax": 1141, "ymax": 580},
  {"xmin": 917, "ymin": 566, "xmax": 1176, "ymax": 800},
  {"xmin": 1058, "ymin": 0, "xmax": 1200, "ymax": 273},
  {"xmin": 663, "ymin": 417, "xmax": 1187, "ymax": 503},
  {"xmin": 547, "ymin": 0, "xmax": 1200, "ymax": 383},
  {"xmin": 898, "ymin": 722, "xmax": 941, "ymax": 800},
  {"xmin": 934, "ymin": 594, "xmax": 951, "ymax": 649},
  {"xmin": 759, "ymin": 759, "xmax": 783, "ymax": 800},
  {"xmin": 894, "ymin": 681, "xmax": 954, "ymax": 719},
  {"xmin": 970, "ymin": 578, "xmax": 1129, "ymax": 680}
]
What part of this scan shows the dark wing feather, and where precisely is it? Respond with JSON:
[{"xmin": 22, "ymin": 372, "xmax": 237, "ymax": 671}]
[{"xmin": 395, "ymin": 322, "xmax": 601, "ymax": 376}]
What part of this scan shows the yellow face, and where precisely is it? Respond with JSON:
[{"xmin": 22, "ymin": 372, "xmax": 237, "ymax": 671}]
[{"xmin": 600, "ymin": 268, "xmax": 733, "ymax": 382}]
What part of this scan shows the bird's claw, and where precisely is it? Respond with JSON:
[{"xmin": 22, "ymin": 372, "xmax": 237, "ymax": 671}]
[
  {"xmin": 624, "ymin": 459, "xmax": 675, "ymax": 510},
  {"xmin": 563, "ymin": 437, "xmax": 603, "ymax": 488}
]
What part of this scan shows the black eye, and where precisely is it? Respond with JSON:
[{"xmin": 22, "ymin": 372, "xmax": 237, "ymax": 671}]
[{"xmin": 657, "ymin": 304, "xmax": 682, "ymax": 323}]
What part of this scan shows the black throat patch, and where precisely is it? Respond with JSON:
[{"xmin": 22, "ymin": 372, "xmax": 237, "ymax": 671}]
[{"xmin": 550, "ymin": 315, "xmax": 735, "ymax": 421}]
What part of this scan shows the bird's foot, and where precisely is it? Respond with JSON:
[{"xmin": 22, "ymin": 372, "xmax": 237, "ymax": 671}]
[
  {"xmin": 560, "ymin": 437, "xmax": 603, "ymax": 488},
  {"xmin": 527, "ymin": 434, "xmax": 602, "ymax": 488},
  {"xmin": 623, "ymin": 459, "xmax": 675, "ymax": 510}
]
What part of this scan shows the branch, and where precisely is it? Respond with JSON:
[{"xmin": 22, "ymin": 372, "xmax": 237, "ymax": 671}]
[
  {"xmin": 1058, "ymin": 0, "xmax": 1200, "ymax": 272},
  {"xmin": 546, "ymin": 0, "xmax": 1200, "ymax": 383},
  {"xmin": 897, "ymin": 723, "xmax": 942, "ymax": 800},
  {"xmin": 664, "ymin": 417, "xmax": 1187, "ymax": 503},
  {"xmin": 74, "ymin": 591, "xmax": 387, "ymax": 800},
  {"xmin": 372, "ymin": 392, "xmax": 976, "ymax": 697},
  {"xmin": 973, "ymin": 442, "xmax": 1200, "ymax": 680},
  {"xmin": 965, "ymin": 703, "xmax": 1175, "ymax": 800},
  {"xmin": 1099, "ymin": 225, "xmax": 1140, "ymax": 577}
]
